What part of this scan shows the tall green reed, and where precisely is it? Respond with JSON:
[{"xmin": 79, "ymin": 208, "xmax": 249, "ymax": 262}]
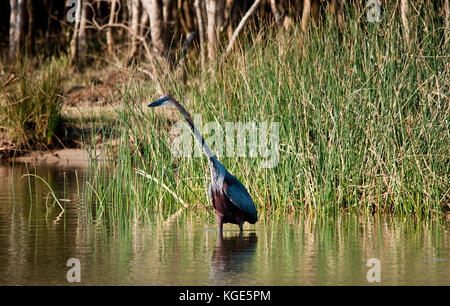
[
  {"xmin": 82, "ymin": 3, "xmax": 449, "ymax": 228},
  {"xmin": 0, "ymin": 57, "xmax": 67, "ymax": 150}
]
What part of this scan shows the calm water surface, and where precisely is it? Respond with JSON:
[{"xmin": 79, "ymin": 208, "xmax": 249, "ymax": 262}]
[{"xmin": 0, "ymin": 163, "xmax": 448, "ymax": 285}]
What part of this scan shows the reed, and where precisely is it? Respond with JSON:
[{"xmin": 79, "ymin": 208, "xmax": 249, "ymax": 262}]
[
  {"xmin": 82, "ymin": 3, "xmax": 449, "ymax": 227},
  {"xmin": 0, "ymin": 57, "xmax": 67, "ymax": 150}
]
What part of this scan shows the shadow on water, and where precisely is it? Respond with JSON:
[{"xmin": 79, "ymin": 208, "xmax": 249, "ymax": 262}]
[{"xmin": 210, "ymin": 232, "xmax": 258, "ymax": 285}]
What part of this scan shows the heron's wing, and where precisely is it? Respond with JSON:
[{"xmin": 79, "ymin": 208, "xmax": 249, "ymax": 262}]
[{"xmin": 223, "ymin": 173, "xmax": 258, "ymax": 222}]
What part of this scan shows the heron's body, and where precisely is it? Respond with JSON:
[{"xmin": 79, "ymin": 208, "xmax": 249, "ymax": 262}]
[
  {"xmin": 209, "ymin": 166, "xmax": 258, "ymax": 232},
  {"xmin": 149, "ymin": 94, "xmax": 258, "ymax": 233}
]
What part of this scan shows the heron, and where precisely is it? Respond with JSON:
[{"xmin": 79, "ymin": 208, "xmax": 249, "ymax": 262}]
[{"xmin": 148, "ymin": 94, "xmax": 258, "ymax": 233}]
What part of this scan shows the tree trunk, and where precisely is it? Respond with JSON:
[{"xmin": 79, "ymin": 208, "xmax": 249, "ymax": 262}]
[
  {"xmin": 139, "ymin": 9, "xmax": 149, "ymax": 38},
  {"xmin": 206, "ymin": 0, "xmax": 217, "ymax": 62},
  {"xmin": 163, "ymin": 0, "xmax": 174, "ymax": 24},
  {"xmin": 106, "ymin": 0, "xmax": 118, "ymax": 55},
  {"xmin": 69, "ymin": 0, "xmax": 82, "ymax": 65},
  {"xmin": 216, "ymin": 0, "xmax": 226, "ymax": 32},
  {"xmin": 177, "ymin": 0, "xmax": 190, "ymax": 34},
  {"xmin": 224, "ymin": 0, "xmax": 234, "ymax": 42},
  {"xmin": 78, "ymin": 0, "xmax": 89, "ymax": 58},
  {"xmin": 69, "ymin": 0, "xmax": 88, "ymax": 66},
  {"xmin": 183, "ymin": 0, "xmax": 194, "ymax": 31},
  {"xmin": 194, "ymin": 0, "xmax": 206, "ymax": 72},
  {"xmin": 225, "ymin": 0, "xmax": 261, "ymax": 54},
  {"xmin": 270, "ymin": 0, "xmax": 281, "ymax": 26},
  {"xmin": 8, "ymin": 0, "xmax": 25, "ymax": 60},
  {"xmin": 301, "ymin": 0, "xmax": 311, "ymax": 34},
  {"xmin": 400, "ymin": 0, "xmax": 410, "ymax": 47},
  {"xmin": 25, "ymin": 0, "xmax": 33, "ymax": 52},
  {"xmin": 142, "ymin": 0, "xmax": 168, "ymax": 57},
  {"xmin": 8, "ymin": 0, "xmax": 18, "ymax": 60},
  {"xmin": 129, "ymin": 0, "xmax": 139, "ymax": 60}
]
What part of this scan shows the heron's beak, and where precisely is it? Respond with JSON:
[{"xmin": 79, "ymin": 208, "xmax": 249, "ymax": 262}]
[{"xmin": 148, "ymin": 95, "xmax": 170, "ymax": 108}]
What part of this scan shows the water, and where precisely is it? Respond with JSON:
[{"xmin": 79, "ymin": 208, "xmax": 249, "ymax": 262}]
[{"xmin": 0, "ymin": 163, "xmax": 448, "ymax": 285}]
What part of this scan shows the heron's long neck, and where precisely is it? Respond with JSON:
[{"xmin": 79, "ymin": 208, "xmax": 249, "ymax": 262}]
[
  {"xmin": 171, "ymin": 100, "xmax": 226, "ymax": 189},
  {"xmin": 173, "ymin": 101, "xmax": 215, "ymax": 160}
]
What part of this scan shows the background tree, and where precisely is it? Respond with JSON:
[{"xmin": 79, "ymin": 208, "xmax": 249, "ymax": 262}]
[
  {"xmin": 0, "ymin": 1, "xmax": 448, "ymax": 73},
  {"xmin": 8, "ymin": 0, "xmax": 25, "ymax": 60}
]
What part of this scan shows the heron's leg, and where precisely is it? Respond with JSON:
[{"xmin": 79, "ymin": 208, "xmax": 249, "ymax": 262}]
[{"xmin": 217, "ymin": 215, "xmax": 223, "ymax": 234}]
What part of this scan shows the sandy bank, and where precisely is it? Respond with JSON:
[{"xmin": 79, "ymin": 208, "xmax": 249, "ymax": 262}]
[{"xmin": 12, "ymin": 148, "xmax": 93, "ymax": 168}]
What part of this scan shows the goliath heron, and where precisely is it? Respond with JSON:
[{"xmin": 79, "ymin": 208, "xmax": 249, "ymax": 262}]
[{"xmin": 148, "ymin": 94, "xmax": 258, "ymax": 233}]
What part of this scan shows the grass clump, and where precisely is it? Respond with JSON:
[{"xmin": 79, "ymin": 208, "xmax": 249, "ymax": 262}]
[{"xmin": 1, "ymin": 57, "xmax": 67, "ymax": 150}]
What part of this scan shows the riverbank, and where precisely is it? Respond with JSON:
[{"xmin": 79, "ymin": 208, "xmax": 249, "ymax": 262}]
[
  {"xmin": 0, "ymin": 63, "xmax": 128, "ymax": 165},
  {"xmin": 10, "ymin": 148, "xmax": 91, "ymax": 167}
]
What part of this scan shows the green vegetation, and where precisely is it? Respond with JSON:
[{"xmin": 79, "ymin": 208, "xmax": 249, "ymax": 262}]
[
  {"xmin": 81, "ymin": 4, "xmax": 449, "ymax": 229},
  {"xmin": 0, "ymin": 57, "xmax": 67, "ymax": 150}
]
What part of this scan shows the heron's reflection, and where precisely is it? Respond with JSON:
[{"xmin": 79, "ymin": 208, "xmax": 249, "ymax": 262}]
[{"xmin": 210, "ymin": 232, "xmax": 258, "ymax": 284}]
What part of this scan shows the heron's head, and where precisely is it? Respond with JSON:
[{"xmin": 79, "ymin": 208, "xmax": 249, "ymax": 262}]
[{"xmin": 148, "ymin": 94, "xmax": 175, "ymax": 108}]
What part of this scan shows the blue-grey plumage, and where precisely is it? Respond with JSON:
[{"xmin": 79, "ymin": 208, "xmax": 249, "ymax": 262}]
[
  {"xmin": 148, "ymin": 95, "xmax": 173, "ymax": 108},
  {"xmin": 149, "ymin": 94, "xmax": 258, "ymax": 233},
  {"xmin": 222, "ymin": 172, "xmax": 258, "ymax": 223}
]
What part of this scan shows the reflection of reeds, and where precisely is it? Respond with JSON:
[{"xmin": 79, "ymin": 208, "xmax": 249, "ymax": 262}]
[
  {"xmin": 2, "ymin": 169, "xmax": 448, "ymax": 287},
  {"xmin": 105, "ymin": 214, "xmax": 444, "ymax": 285},
  {"xmin": 22, "ymin": 173, "xmax": 65, "ymax": 212},
  {"xmin": 247, "ymin": 215, "xmax": 448, "ymax": 285},
  {"xmin": 82, "ymin": 3, "xmax": 448, "ymax": 229}
]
